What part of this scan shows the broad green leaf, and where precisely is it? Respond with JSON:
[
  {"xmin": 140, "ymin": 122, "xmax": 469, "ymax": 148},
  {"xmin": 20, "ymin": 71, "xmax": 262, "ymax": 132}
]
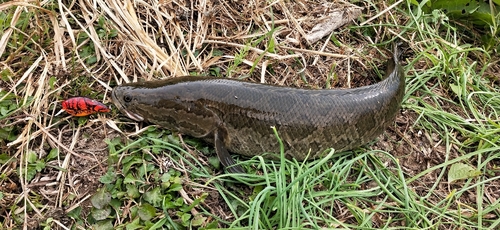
[
  {"xmin": 144, "ymin": 187, "xmax": 163, "ymax": 207},
  {"xmin": 448, "ymin": 163, "xmax": 482, "ymax": 182},
  {"xmin": 126, "ymin": 184, "xmax": 140, "ymax": 198},
  {"xmin": 426, "ymin": 0, "xmax": 499, "ymax": 26},
  {"xmin": 124, "ymin": 173, "xmax": 139, "ymax": 184},
  {"xmin": 0, "ymin": 106, "xmax": 8, "ymax": 116},
  {"xmin": 67, "ymin": 206, "xmax": 81, "ymax": 220},
  {"xmin": 48, "ymin": 76, "xmax": 57, "ymax": 89},
  {"xmin": 27, "ymin": 151, "xmax": 37, "ymax": 164},
  {"xmin": 180, "ymin": 213, "xmax": 192, "ymax": 226},
  {"xmin": 99, "ymin": 170, "xmax": 116, "ymax": 184},
  {"xmin": 191, "ymin": 215, "xmax": 207, "ymax": 227},
  {"xmin": 0, "ymin": 153, "xmax": 12, "ymax": 164},
  {"xmin": 167, "ymin": 183, "xmax": 183, "ymax": 192},
  {"xmin": 138, "ymin": 203, "xmax": 156, "ymax": 221},
  {"xmin": 0, "ymin": 127, "xmax": 18, "ymax": 142},
  {"xmin": 46, "ymin": 148, "xmax": 59, "ymax": 161},
  {"xmin": 91, "ymin": 189, "xmax": 111, "ymax": 209},
  {"xmin": 173, "ymin": 197, "xmax": 183, "ymax": 207},
  {"xmin": 125, "ymin": 218, "xmax": 143, "ymax": 230},
  {"xmin": 93, "ymin": 220, "xmax": 114, "ymax": 230},
  {"xmin": 208, "ymin": 156, "xmax": 220, "ymax": 169},
  {"xmin": 449, "ymin": 83, "xmax": 461, "ymax": 98},
  {"xmin": 34, "ymin": 161, "xmax": 45, "ymax": 171},
  {"xmin": 91, "ymin": 206, "xmax": 112, "ymax": 221}
]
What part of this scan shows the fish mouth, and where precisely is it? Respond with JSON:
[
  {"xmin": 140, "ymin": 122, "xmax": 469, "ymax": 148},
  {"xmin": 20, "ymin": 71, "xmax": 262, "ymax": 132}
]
[
  {"xmin": 121, "ymin": 108, "xmax": 144, "ymax": 122},
  {"xmin": 111, "ymin": 90, "xmax": 144, "ymax": 122}
]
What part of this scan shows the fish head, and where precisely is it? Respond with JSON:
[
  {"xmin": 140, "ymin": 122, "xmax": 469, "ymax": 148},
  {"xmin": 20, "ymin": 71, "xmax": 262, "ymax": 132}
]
[{"xmin": 111, "ymin": 85, "xmax": 146, "ymax": 122}]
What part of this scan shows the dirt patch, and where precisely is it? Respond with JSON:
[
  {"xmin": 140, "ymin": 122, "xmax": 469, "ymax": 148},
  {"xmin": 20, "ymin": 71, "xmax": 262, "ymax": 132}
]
[{"xmin": 0, "ymin": 118, "xmax": 113, "ymax": 228}]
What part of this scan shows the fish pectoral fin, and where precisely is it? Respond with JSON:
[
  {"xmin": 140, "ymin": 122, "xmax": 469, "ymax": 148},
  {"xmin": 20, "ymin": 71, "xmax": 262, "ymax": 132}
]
[{"xmin": 214, "ymin": 131, "xmax": 246, "ymax": 174}]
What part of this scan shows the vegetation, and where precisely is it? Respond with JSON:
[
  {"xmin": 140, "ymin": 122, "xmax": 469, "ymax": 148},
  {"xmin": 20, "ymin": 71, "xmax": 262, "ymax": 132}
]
[{"xmin": 0, "ymin": 0, "xmax": 499, "ymax": 229}]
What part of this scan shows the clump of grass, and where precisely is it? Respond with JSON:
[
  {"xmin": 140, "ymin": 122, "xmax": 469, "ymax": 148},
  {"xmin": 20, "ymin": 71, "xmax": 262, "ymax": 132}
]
[
  {"xmin": 402, "ymin": 2, "xmax": 500, "ymax": 228},
  {"xmin": 207, "ymin": 127, "xmax": 499, "ymax": 229},
  {"xmin": 74, "ymin": 127, "xmax": 221, "ymax": 229}
]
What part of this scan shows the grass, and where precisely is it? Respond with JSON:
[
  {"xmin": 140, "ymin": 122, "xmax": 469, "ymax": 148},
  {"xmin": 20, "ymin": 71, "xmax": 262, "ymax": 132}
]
[{"xmin": 1, "ymin": 0, "xmax": 500, "ymax": 229}]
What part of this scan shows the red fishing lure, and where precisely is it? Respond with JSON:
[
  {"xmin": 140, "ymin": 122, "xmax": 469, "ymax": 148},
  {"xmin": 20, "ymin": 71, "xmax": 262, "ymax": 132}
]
[{"xmin": 61, "ymin": 97, "xmax": 110, "ymax": 116}]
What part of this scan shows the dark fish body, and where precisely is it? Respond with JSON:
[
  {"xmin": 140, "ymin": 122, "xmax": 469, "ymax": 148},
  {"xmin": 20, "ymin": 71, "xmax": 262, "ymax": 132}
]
[{"xmin": 112, "ymin": 49, "xmax": 405, "ymax": 172}]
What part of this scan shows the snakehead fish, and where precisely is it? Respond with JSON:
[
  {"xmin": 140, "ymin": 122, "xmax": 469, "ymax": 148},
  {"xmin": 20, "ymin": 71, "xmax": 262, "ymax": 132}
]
[{"xmin": 112, "ymin": 47, "xmax": 405, "ymax": 173}]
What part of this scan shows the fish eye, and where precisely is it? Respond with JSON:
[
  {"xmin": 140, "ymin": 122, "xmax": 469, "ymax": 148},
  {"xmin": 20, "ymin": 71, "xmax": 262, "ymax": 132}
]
[{"xmin": 123, "ymin": 94, "xmax": 133, "ymax": 102}]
